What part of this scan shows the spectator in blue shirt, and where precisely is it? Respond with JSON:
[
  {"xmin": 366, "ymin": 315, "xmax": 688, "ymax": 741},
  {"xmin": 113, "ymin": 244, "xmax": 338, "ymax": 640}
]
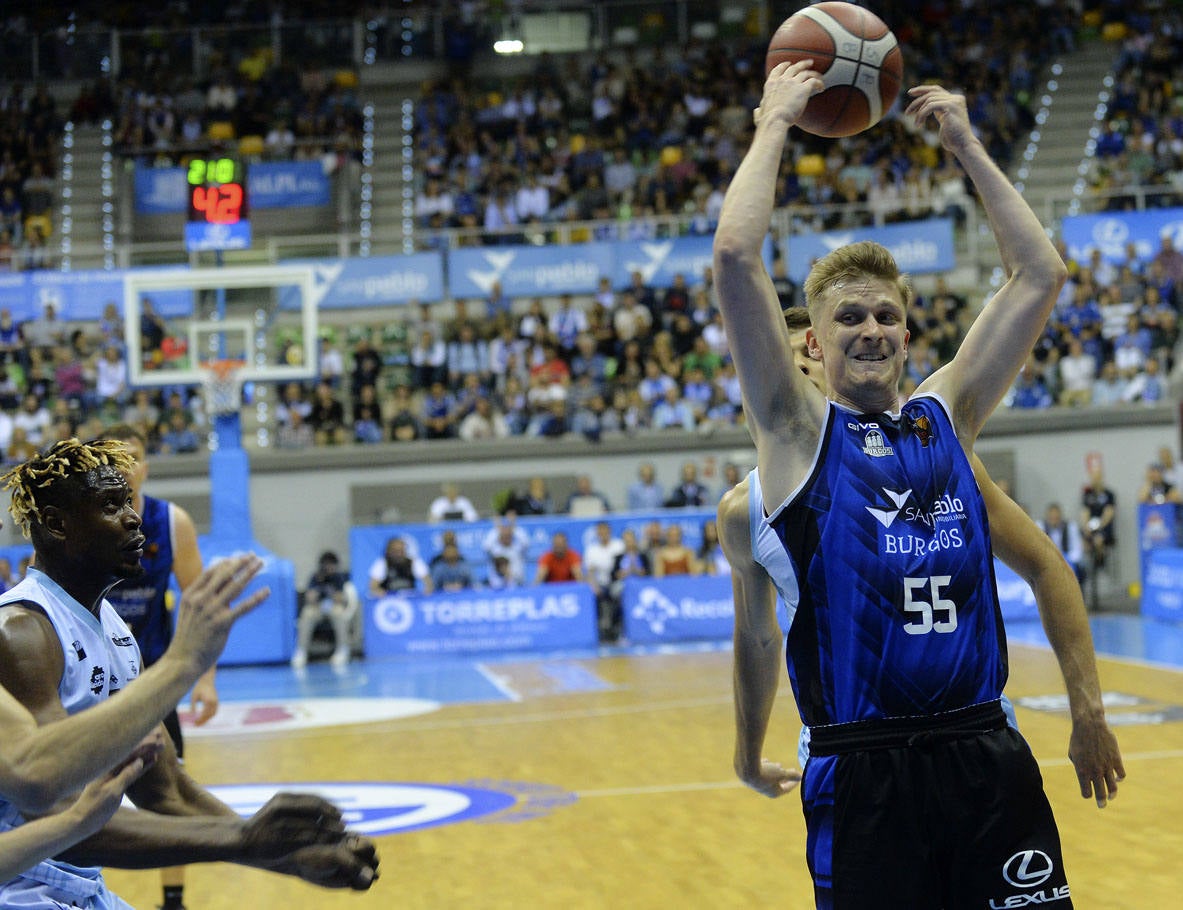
[
  {"xmin": 627, "ymin": 462, "xmax": 664, "ymax": 511},
  {"xmin": 1010, "ymin": 359, "xmax": 1054, "ymax": 410},
  {"xmin": 158, "ymin": 411, "xmax": 200, "ymax": 453},
  {"xmin": 1091, "ymin": 361, "xmax": 1128, "ymax": 406},
  {"xmin": 651, "ymin": 385, "xmax": 697, "ymax": 431},
  {"xmin": 1058, "ymin": 289, "xmax": 1103, "ymax": 338},
  {"xmin": 430, "ymin": 540, "xmax": 474, "ymax": 592},
  {"xmin": 638, "ymin": 359, "xmax": 677, "ymax": 407}
]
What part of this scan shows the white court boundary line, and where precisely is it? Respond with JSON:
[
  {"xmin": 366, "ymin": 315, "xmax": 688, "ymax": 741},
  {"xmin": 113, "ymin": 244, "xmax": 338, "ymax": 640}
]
[{"xmin": 474, "ymin": 663, "xmax": 523, "ymax": 702}]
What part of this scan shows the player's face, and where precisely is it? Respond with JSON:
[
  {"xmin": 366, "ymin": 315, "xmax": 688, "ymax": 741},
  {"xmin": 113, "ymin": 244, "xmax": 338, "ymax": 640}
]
[
  {"xmin": 69, "ymin": 467, "xmax": 146, "ymax": 581},
  {"xmin": 789, "ymin": 329, "xmax": 825, "ymax": 394},
  {"xmin": 809, "ymin": 277, "xmax": 908, "ymax": 411}
]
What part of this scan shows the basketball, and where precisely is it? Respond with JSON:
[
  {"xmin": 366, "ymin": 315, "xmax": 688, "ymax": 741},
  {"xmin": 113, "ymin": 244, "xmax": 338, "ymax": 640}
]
[{"xmin": 765, "ymin": 2, "xmax": 903, "ymax": 138}]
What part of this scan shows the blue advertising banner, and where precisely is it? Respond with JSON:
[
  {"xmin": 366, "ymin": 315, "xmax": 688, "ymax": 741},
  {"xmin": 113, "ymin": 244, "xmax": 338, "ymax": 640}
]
[
  {"xmin": 0, "ymin": 269, "xmax": 195, "ymax": 322},
  {"xmin": 611, "ymin": 235, "xmax": 774, "ymax": 290},
  {"xmin": 1142, "ymin": 547, "xmax": 1183, "ymax": 623},
  {"xmin": 185, "ymin": 220, "xmax": 252, "ymax": 253},
  {"xmin": 621, "ymin": 575, "xmax": 734, "ymax": 643},
  {"xmin": 135, "ymin": 162, "xmax": 331, "ymax": 214},
  {"xmin": 278, "ymin": 254, "xmax": 446, "ymax": 310},
  {"xmin": 784, "ymin": 218, "xmax": 956, "ymax": 283},
  {"xmin": 349, "ymin": 510, "xmax": 714, "ymax": 593},
  {"xmin": 993, "ymin": 559, "xmax": 1039, "ymax": 623},
  {"xmin": 365, "ymin": 582, "xmax": 597, "ymax": 656},
  {"xmin": 248, "ymin": 161, "xmax": 331, "ymax": 209},
  {"xmin": 134, "ymin": 166, "xmax": 189, "ymax": 215},
  {"xmin": 1060, "ymin": 207, "xmax": 1183, "ymax": 265},
  {"xmin": 447, "ymin": 243, "xmax": 615, "ymax": 298},
  {"xmin": 0, "ymin": 273, "xmax": 35, "ymax": 321},
  {"xmin": 1138, "ymin": 503, "xmax": 1183, "ymax": 585}
]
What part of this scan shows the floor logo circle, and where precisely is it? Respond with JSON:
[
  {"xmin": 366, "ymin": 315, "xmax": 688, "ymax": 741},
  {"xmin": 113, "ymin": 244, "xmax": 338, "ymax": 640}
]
[{"xmin": 206, "ymin": 781, "xmax": 575, "ymax": 835}]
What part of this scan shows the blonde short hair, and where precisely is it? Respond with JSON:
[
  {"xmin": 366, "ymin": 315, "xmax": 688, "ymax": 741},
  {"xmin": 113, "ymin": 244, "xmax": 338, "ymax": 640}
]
[{"xmin": 802, "ymin": 241, "xmax": 912, "ymax": 321}]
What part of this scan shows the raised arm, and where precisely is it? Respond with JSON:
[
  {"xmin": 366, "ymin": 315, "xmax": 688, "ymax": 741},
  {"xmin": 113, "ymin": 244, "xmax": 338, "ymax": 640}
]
[
  {"xmin": 974, "ymin": 456, "xmax": 1124, "ymax": 806},
  {"xmin": 172, "ymin": 504, "xmax": 218, "ymax": 726},
  {"xmin": 908, "ymin": 87, "xmax": 1067, "ymax": 438},
  {"xmin": 721, "ymin": 480, "xmax": 800, "ymax": 798},
  {"xmin": 0, "ymin": 555, "xmax": 265, "ymax": 815},
  {"xmin": 714, "ymin": 62, "xmax": 827, "ymax": 492}
]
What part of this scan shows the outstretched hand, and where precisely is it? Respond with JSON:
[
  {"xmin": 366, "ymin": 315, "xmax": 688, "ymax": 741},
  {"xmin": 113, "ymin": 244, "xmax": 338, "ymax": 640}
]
[
  {"xmin": 739, "ymin": 758, "xmax": 802, "ymax": 799},
  {"xmin": 272, "ymin": 835, "xmax": 380, "ymax": 891},
  {"xmin": 171, "ymin": 554, "xmax": 270, "ymax": 675},
  {"xmin": 904, "ymin": 84, "xmax": 978, "ymax": 154},
  {"xmin": 755, "ymin": 60, "xmax": 826, "ymax": 130},
  {"xmin": 243, "ymin": 793, "xmax": 379, "ymax": 890},
  {"xmin": 241, "ymin": 793, "xmax": 347, "ymax": 863},
  {"xmin": 1068, "ymin": 716, "xmax": 1126, "ymax": 808}
]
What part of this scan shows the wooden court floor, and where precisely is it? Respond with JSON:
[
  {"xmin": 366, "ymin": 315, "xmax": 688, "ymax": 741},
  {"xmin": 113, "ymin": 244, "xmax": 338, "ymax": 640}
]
[{"xmin": 103, "ymin": 642, "xmax": 1182, "ymax": 909}]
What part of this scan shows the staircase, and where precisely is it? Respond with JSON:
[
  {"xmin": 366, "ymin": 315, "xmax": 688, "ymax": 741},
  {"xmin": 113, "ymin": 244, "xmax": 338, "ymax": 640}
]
[
  {"xmin": 367, "ymin": 90, "xmax": 414, "ymax": 255},
  {"xmin": 61, "ymin": 123, "xmax": 109, "ymax": 270},
  {"xmin": 1013, "ymin": 39, "xmax": 1119, "ymax": 226}
]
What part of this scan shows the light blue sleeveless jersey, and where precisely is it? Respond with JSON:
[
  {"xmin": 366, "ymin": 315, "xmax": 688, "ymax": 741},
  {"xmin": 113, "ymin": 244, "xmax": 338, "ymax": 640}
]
[{"xmin": 0, "ymin": 568, "xmax": 141, "ymax": 909}]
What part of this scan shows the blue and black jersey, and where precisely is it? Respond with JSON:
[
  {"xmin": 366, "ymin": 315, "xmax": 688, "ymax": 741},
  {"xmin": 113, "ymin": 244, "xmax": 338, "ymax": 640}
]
[
  {"xmin": 753, "ymin": 394, "xmax": 1008, "ymax": 727},
  {"xmin": 107, "ymin": 494, "xmax": 176, "ymax": 666}
]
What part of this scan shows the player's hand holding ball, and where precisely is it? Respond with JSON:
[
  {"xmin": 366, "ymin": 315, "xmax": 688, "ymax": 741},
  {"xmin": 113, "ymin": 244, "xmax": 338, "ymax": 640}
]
[
  {"xmin": 755, "ymin": 60, "xmax": 827, "ymax": 130},
  {"xmin": 765, "ymin": 1, "xmax": 903, "ymax": 137}
]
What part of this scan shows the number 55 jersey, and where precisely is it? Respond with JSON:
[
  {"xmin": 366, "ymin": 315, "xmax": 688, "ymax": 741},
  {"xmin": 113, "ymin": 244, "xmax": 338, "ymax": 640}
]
[{"xmin": 752, "ymin": 393, "xmax": 1007, "ymax": 727}]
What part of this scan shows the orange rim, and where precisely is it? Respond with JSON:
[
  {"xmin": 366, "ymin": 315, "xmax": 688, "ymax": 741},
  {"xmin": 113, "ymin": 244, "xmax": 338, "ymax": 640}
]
[{"xmin": 205, "ymin": 359, "xmax": 246, "ymax": 380}]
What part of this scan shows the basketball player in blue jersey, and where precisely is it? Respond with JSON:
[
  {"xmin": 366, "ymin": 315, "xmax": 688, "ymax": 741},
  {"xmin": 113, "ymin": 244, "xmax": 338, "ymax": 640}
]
[
  {"xmin": 0, "ymin": 439, "xmax": 378, "ymax": 909},
  {"xmin": 719, "ymin": 307, "xmax": 1123, "ymax": 802},
  {"xmin": 101, "ymin": 424, "xmax": 211, "ymax": 910},
  {"xmin": 715, "ymin": 67, "xmax": 1076, "ymax": 908}
]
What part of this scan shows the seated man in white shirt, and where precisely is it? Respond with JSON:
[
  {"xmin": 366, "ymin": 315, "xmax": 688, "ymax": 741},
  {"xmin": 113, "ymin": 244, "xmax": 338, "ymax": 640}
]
[{"xmin": 428, "ymin": 482, "xmax": 480, "ymax": 523}]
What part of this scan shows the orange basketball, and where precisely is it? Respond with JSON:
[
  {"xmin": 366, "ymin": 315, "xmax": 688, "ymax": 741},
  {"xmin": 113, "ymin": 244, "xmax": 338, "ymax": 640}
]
[{"xmin": 765, "ymin": 2, "xmax": 903, "ymax": 138}]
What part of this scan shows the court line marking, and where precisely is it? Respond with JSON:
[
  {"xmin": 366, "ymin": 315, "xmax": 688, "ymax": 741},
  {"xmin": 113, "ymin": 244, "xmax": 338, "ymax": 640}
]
[
  {"xmin": 574, "ymin": 748, "xmax": 1183, "ymax": 799},
  {"xmin": 474, "ymin": 663, "xmax": 523, "ymax": 702}
]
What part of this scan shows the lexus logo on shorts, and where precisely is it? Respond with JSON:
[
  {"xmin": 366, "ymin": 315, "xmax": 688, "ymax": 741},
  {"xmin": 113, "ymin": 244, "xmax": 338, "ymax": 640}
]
[{"xmin": 1002, "ymin": 850, "xmax": 1054, "ymax": 888}]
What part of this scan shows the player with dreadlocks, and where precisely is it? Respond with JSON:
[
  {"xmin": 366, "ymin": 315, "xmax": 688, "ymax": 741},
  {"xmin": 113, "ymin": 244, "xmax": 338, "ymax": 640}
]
[
  {"xmin": 0, "ymin": 439, "xmax": 378, "ymax": 908},
  {"xmin": 0, "ymin": 438, "xmax": 263, "ymax": 881}
]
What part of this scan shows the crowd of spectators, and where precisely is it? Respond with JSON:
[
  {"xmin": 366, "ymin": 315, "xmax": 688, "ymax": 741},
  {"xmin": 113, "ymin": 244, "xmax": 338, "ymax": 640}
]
[
  {"xmin": 0, "ymin": 83, "xmax": 62, "ymax": 272},
  {"xmin": 0, "ymin": 220, "xmax": 1173, "ymax": 466},
  {"xmin": 0, "ymin": 300, "xmax": 212, "ymax": 462},
  {"xmin": 410, "ymin": 0, "xmax": 1073, "ymax": 246},
  {"xmin": 1005, "ymin": 235, "xmax": 1182, "ymax": 409},
  {"xmin": 1084, "ymin": 3, "xmax": 1183, "ymax": 208},
  {"xmin": 367, "ymin": 501, "xmax": 732, "ymax": 642},
  {"xmin": 110, "ymin": 52, "xmax": 363, "ymax": 168}
]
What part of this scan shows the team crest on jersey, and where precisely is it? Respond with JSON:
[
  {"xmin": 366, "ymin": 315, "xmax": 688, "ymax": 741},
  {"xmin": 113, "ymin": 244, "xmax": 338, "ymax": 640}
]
[
  {"xmin": 111, "ymin": 635, "xmax": 135, "ymax": 647},
  {"xmin": 89, "ymin": 665, "xmax": 105, "ymax": 695},
  {"xmin": 907, "ymin": 413, "xmax": 934, "ymax": 446},
  {"xmin": 861, "ymin": 429, "xmax": 894, "ymax": 458}
]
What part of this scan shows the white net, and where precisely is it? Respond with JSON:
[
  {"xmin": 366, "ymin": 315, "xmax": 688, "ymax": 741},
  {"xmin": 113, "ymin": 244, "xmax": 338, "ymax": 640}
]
[{"xmin": 203, "ymin": 361, "xmax": 245, "ymax": 417}]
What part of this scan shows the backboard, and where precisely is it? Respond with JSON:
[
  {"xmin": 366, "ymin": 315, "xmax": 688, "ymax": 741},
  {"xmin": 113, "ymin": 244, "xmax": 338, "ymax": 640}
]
[{"xmin": 123, "ymin": 264, "xmax": 319, "ymax": 388}]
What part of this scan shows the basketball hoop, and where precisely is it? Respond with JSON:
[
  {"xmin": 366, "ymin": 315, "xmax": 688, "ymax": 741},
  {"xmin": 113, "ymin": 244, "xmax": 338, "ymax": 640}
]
[{"xmin": 202, "ymin": 359, "xmax": 246, "ymax": 417}]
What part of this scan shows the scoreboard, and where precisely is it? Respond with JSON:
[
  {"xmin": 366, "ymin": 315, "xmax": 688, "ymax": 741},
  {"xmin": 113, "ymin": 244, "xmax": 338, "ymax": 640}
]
[{"xmin": 185, "ymin": 157, "xmax": 252, "ymax": 252}]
